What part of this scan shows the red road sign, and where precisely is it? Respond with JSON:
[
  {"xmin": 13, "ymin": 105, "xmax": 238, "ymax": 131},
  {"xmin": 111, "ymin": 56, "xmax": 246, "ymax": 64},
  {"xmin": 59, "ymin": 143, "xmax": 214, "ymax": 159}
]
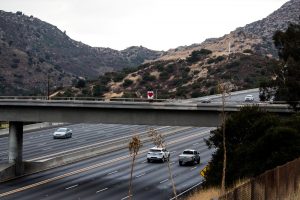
[{"xmin": 147, "ymin": 91, "xmax": 154, "ymax": 99}]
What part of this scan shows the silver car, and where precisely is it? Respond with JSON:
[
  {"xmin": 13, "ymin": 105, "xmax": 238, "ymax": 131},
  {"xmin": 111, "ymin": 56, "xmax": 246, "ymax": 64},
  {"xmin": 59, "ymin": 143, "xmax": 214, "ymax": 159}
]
[
  {"xmin": 53, "ymin": 128, "xmax": 72, "ymax": 139},
  {"xmin": 179, "ymin": 149, "xmax": 200, "ymax": 166}
]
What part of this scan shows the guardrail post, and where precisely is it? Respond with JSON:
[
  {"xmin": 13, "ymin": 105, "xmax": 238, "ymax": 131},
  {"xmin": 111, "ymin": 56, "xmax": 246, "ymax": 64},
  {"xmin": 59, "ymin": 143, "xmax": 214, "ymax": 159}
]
[{"xmin": 8, "ymin": 121, "xmax": 23, "ymax": 176}]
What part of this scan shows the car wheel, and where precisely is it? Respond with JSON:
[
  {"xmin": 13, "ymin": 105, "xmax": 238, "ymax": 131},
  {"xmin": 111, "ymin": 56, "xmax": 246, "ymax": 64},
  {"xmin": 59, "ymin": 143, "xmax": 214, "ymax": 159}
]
[
  {"xmin": 147, "ymin": 158, "xmax": 151, "ymax": 163},
  {"xmin": 69, "ymin": 133, "xmax": 72, "ymax": 138},
  {"xmin": 197, "ymin": 158, "xmax": 200, "ymax": 164},
  {"xmin": 179, "ymin": 161, "xmax": 183, "ymax": 166}
]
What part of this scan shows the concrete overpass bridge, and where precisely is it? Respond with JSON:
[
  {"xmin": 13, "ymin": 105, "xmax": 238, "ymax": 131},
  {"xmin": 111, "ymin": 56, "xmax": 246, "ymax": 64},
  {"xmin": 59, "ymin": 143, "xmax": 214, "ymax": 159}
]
[{"xmin": 0, "ymin": 99, "xmax": 294, "ymax": 178}]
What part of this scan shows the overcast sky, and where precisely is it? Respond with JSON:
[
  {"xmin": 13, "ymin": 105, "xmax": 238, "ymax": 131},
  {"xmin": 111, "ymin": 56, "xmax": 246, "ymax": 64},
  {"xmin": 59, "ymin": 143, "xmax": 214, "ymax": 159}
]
[{"xmin": 0, "ymin": 0, "xmax": 290, "ymax": 51}]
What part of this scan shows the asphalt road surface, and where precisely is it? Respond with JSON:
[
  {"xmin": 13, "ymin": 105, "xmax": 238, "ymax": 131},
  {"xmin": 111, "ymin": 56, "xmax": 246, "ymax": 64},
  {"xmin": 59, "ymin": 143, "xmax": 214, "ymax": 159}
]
[
  {"xmin": 0, "ymin": 89, "xmax": 261, "ymax": 199},
  {"xmin": 0, "ymin": 125, "xmax": 214, "ymax": 200}
]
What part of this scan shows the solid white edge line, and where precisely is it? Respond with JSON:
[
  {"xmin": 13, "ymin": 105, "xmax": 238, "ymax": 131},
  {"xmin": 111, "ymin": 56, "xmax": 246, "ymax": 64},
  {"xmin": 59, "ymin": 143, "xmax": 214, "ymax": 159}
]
[
  {"xmin": 169, "ymin": 181, "xmax": 203, "ymax": 200},
  {"xmin": 96, "ymin": 187, "xmax": 108, "ymax": 193},
  {"xmin": 121, "ymin": 195, "xmax": 132, "ymax": 200}
]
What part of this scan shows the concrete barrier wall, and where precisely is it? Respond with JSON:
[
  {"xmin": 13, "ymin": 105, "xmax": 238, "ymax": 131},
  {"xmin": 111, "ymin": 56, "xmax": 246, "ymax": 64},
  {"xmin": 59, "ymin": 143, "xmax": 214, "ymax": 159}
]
[{"xmin": 0, "ymin": 164, "xmax": 16, "ymax": 181}]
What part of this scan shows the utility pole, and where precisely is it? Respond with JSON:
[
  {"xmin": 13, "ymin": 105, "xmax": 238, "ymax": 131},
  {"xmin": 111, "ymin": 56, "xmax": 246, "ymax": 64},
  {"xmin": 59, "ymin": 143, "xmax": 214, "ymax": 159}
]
[{"xmin": 47, "ymin": 74, "xmax": 50, "ymax": 100}]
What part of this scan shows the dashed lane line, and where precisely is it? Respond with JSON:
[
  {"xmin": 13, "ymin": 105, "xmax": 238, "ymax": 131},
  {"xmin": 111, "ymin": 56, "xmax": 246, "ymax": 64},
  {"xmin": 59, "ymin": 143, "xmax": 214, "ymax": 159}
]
[
  {"xmin": 0, "ymin": 129, "xmax": 211, "ymax": 198},
  {"xmin": 65, "ymin": 184, "xmax": 78, "ymax": 190}
]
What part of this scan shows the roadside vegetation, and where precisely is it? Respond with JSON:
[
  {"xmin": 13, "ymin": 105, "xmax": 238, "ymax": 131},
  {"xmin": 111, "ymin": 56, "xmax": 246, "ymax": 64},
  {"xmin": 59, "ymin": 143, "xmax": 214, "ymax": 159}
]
[
  {"xmin": 148, "ymin": 128, "xmax": 178, "ymax": 200},
  {"xmin": 186, "ymin": 21, "xmax": 300, "ymax": 200},
  {"xmin": 203, "ymin": 106, "xmax": 300, "ymax": 188},
  {"xmin": 260, "ymin": 22, "xmax": 300, "ymax": 111},
  {"xmin": 128, "ymin": 135, "xmax": 142, "ymax": 200}
]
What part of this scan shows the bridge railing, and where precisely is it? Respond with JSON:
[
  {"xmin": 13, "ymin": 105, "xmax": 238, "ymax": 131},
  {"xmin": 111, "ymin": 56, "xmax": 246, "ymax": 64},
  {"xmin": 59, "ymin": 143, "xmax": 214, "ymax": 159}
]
[
  {"xmin": 0, "ymin": 96, "xmax": 295, "ymax": 105},
  {"xmin": 0, "ymin": 96, "xmax": 173, "ymax": 103}
]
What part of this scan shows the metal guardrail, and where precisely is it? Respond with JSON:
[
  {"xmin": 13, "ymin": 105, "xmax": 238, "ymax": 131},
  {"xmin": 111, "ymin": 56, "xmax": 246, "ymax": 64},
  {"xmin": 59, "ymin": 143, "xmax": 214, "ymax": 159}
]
[
  {"xmin": 0, "ymin": 96, "xmax": 297, "ymax": 105},
  {"xmin": 0, "ymin": 96, "xmax": 172, "ymax": 103}
]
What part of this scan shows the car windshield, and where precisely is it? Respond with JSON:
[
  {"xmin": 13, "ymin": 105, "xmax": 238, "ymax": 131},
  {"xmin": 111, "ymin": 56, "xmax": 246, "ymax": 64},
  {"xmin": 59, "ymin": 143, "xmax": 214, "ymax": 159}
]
[
  {"xmin": 149, "ymin": 149, "xmax": 161, "ymax": 153},
  {"xmin": 183, "ymin": 151, "xmax": 194, "ymax": 154},
  {"xmin": 57, "ymin": 128, "xmax": 67, "ymax": 132}
]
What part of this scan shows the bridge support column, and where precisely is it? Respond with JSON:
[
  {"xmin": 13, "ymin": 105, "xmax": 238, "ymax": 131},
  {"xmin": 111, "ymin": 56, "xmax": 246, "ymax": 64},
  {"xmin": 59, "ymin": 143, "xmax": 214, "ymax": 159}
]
[{"xmin": 8, "ymin": 121, "xmax": 23, "ymax": 176}]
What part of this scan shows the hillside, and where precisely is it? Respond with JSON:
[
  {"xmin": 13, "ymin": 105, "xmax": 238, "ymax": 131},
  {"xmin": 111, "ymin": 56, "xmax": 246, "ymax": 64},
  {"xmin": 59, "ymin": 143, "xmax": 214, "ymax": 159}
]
[
  {"xmin": 0, "ymin": 39, "xmax": 75, "ymax": 95},
  {"xmin": 158, "ymin": 0, "xmax": 300, "ymax": 61},
  {"xmin": 0, "ymin": 10, "xmax": 162, "ymax": 95},
  {"xmin": 60, "ymin": 0, "xmax": 300, "ymax": 99}
]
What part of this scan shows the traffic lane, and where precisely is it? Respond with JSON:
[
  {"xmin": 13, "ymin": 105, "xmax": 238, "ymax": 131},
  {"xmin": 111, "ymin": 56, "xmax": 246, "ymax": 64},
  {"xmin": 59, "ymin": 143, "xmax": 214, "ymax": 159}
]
[
  {"xmin": 23, "ymin": 125, "xmax": 178, "ymax": 161},
  {"xmin": 0, "ymin": 123, "xmax": 163, "ymax": 162},
  {"xmin": 211, "ymin": 91, "xmax": 259, "ymax": 103},
  {"xmin": 20, "ymin": 124, "xmax": 157, "ymax": 160},
  {"xmin": 0, "ymin": 127, "xmax": 210, "ymax": 190},
  {"xmin": 2, "ymin": 138, "xmax": 212, "ymax": 199},
  {"xmin": 0, "ymin": 128, "xmax": 213, "ymax": 200},
  {"xmin": 38, "ymin": 136, "xmax": 214, "ymax": 200}
]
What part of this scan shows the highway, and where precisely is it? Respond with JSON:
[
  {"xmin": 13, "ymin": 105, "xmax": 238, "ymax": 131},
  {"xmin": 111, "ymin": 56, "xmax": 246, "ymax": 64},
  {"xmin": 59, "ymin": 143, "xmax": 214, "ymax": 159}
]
[
  {"xmin": 0, "ymin": 124, "xmax": 214, "ymax": 199},
  {"xmin": 0, "ymin": 89, "xmax": 260, "ymax": 199},
  {"xmin": 0, "ymin": 124, "xmax": 159, "ymax": 163}
]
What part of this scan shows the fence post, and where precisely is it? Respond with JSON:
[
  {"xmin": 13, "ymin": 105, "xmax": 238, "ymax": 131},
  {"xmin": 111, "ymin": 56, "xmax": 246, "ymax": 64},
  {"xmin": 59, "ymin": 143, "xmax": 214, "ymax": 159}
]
[{"xmin": 250, "ymin": 179, "xmax": 254, "ymax": 200}]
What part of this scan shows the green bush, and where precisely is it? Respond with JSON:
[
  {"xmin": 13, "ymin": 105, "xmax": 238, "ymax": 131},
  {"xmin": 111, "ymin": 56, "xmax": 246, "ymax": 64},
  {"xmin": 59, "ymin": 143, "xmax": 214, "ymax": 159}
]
[
  {"xmin": 243, "ymin": 49, "xmax": 253, "ymax": 54},
  {"xmin": 123, "ymin": 79, "xmax": 134, "ymax": 87},
  {"xmin": 186, "ymin": 49, "xmax": 212, "ymax": 63},
  {"xmin": 159, "ymin": 72, "xmax": 170, "ymax": 81},
  {"xmin": 203, "ymin": 106, "xmax": 300, "ymax": 187},
  {"xmin": 143, "ymin": 73, "xmax": 156, "ymax": 81}
]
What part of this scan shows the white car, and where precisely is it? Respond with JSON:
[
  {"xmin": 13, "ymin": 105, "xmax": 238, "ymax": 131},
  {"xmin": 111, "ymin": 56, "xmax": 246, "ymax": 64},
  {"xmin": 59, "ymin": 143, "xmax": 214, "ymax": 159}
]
[
  {"xmin": 147, "ymin": 147, "xmax": 170, "ymax": 163},
  {"xmin": 244, "ymin": 95, "xmax": 254, "ymax": 102},
  {"xmin": 53, "ymin": 128, "xmax": 72, "ymax": 139}
]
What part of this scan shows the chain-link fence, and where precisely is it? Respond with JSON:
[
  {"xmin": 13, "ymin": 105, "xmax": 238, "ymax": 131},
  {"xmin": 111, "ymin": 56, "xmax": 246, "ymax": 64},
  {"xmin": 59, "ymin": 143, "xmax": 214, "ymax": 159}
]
[{"xmin": 219, "ymin": 158, "xmax": 300, "ymax": 200}]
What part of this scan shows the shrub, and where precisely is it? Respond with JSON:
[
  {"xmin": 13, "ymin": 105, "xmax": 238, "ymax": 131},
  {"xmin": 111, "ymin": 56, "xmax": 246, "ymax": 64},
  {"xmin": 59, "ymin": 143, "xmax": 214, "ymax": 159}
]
[
  {"xmin": 187, "ymin": 49, "xmax": 212, "ymax": 63},
  {"xmin": 123, "ymin": 79, "xmax": 134, "ymax": 87},
  {"xmin": 243, "ymin": 49, "xmax": 253, "ymax": 54},
  {"xmin": 143, "ymin": 73, "xmax": 156, "ymax": 81},
  {"xmin": 75, "ymin": 79, "xmax": 86, "ymax": 88},
  {"xmin": 159, "ymin": 72, "xmax": 170, "ymax": 81},
  {"xmin": 11, "ymin": 63, "xmax": 18, "ymax": 68}
]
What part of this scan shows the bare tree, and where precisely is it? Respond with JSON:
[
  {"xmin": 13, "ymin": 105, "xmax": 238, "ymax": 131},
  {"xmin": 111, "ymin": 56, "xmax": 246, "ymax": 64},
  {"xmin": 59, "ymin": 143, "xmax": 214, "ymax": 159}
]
[
  {"xmin": 218, "ymin": 83, "xmax": 230, "ymax": 195},
  {"xmin": 128, "ymin": 135, "xmax": 142, "ymax": 200},
  {"xmin": 148, "ymin": 128, "xmax": 178, "ymax": 200}
]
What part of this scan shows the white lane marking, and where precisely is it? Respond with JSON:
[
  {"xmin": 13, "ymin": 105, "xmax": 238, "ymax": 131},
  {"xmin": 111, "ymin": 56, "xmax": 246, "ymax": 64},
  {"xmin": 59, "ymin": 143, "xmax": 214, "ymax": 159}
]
[
  {"xmin": 37, "ymin": 143, "xmax": 47, "ymax": 146},
  {"xmin": 42, "ymin": 147, "xmax": 52, "ymax": 151},
  {"xmin": 170, "ymin": 161, "xmax": 175, "ymax": 165},
  {"xmin": 193, "ymin": 143, "xmax": 199, "ymax": 146},
  {"xmin": 141, "ymin": 160, "xmax": 147, "ymax": 164},
  {"xmin": 135, "ymin": 173, "xmax": 146, "ymax": 178},
  {"xmin": 0, "ymin": 129, "xmax": 211, "ymax": 198},
  {"xmin": 121, "ymin": 195, "xmax": 132, "ymax": 200},
  {"xmin": 170, "ymin": 182, "xmax": 203, "ymax": 200},
  {"xmin": 65, "ymin": 184, "xmax": 78, "ymax": 190},
  {"xmin": 170, "ymin": 151, "xmax": 176, "ymax": 154},
  {"xmin": 107, "ymin": 170, "xmax": 118, "ymax": 175},
  {"xmin": 96, "ymin": 188, "xmax": 108, "ymax": 193},
  {"xmin": 190, "ymin": 166, "xmax": 197, "ymax": 170},
  {"xmin": 159, "ymin": 179, "xmax": 169, "ymax": 184}
]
